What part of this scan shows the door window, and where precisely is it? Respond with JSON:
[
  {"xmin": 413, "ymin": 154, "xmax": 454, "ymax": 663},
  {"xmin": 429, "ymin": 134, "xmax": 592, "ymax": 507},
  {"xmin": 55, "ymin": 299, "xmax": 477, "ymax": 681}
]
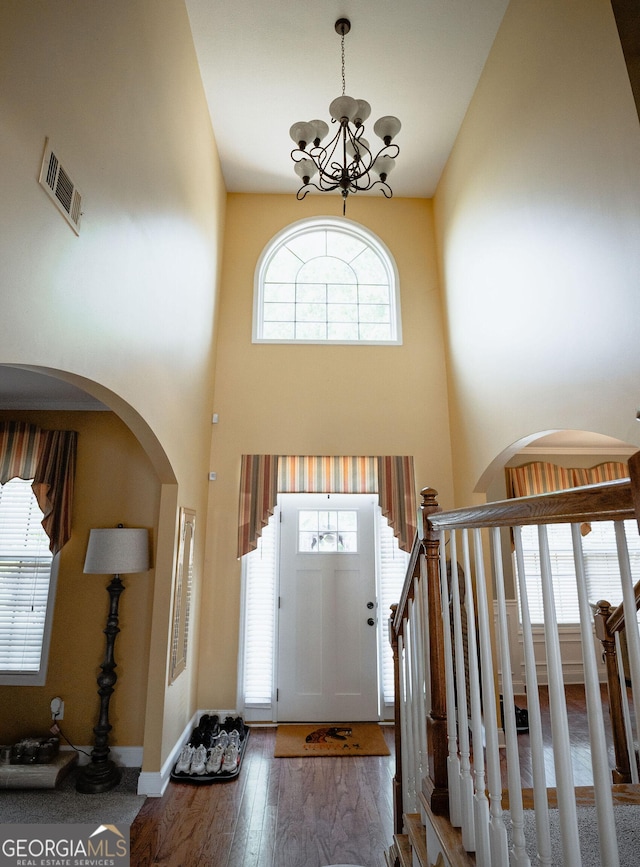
[{"xmin": 298, "ymin": 509, "xmax": 358, "ymax": 552}]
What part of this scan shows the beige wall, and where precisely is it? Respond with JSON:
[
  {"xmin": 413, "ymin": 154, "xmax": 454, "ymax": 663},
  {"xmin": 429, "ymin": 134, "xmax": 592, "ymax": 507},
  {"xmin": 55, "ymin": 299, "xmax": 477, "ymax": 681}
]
[
  {"xmin": 0, "ymin": 1, "xmax": 226, "ymax": 770},
  {"xmin": 0, "ymin": 411, "xmax": 159, "ymax": 747},
  {"xmin": 434, "ymin": 0, "xmax": 640, "ymax": 505},
  {"xmin": 200, "ymin": 193, "xmax": 454, "ymax": 710}
]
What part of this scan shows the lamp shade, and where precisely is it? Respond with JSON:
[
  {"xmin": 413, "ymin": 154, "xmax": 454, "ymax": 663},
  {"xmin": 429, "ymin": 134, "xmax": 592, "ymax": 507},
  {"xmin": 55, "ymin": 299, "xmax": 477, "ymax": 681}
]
[
  {"xmin": 373, "ymin": 115, "xmax": 402, "ymax": 143},
  {"xmin": 329, "ymin": 95, "xmax": 358, "ymax": 122},
  {"xmin": 84, "ymin": 528, "xmax": 150, "ymax": 575}
]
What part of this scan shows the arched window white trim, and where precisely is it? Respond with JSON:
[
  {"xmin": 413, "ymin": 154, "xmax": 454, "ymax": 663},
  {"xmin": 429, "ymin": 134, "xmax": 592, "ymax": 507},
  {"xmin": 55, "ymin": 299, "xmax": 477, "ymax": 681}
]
[{"xmin": 253, "ymin": 217, "xmax": 402, "ymax": 345}]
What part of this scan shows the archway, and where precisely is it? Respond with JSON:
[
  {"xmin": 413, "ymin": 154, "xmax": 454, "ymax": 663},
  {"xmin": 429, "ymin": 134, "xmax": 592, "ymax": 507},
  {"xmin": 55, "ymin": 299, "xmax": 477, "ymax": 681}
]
[
  {"xmin": 475, "ymin": 429, "xmax": 637, "ymax": 496},
  {"xmin": 0, "ymin": 364, "xmax": 178, "ymax": 781}
]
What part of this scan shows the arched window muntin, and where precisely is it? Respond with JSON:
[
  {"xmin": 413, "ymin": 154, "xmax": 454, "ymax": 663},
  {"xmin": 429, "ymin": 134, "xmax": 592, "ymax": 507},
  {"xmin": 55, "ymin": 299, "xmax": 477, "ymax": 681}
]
[{"xmin": 253, "ymin": 217, "xmax": 402, "ymax": 345}]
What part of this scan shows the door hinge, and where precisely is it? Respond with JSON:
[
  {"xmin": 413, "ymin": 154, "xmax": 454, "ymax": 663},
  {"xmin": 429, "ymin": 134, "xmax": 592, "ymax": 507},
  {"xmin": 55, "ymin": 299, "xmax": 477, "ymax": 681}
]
[
  {"xmin": 276, "ymin": 688, "xmax": 279, "ymax": 702},
  {"xmin": 278, "ymin": 596, "xmax": 281, "ymax": 609}
]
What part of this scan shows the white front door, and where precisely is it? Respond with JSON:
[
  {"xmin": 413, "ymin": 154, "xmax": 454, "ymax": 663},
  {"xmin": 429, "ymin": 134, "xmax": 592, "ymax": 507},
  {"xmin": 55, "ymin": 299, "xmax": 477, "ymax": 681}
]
[{"xmin": 276, "ymin": 493, "xmax": 379, "ymax": 721}]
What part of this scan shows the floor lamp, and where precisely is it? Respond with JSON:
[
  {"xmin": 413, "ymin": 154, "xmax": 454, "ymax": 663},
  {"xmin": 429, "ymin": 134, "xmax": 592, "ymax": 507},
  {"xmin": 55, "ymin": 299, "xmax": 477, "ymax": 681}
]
[{"xmin": 76, "ymin": 525, "xmax": 150, "ymax": 794}]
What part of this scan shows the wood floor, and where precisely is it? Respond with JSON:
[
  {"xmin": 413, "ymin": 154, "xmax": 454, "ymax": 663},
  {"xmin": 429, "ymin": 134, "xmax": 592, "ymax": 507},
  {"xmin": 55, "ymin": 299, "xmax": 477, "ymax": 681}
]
[
  {"xmin": 130, "ymin": 725, "xmax": 395, "ymax": 867},
  {"xmin": 509, "ymin": 683, "xmax": 627, "ymax": 788},
  {"xmin": 130, "ymin": 686, "xmax": 636, "ymax": 865}
]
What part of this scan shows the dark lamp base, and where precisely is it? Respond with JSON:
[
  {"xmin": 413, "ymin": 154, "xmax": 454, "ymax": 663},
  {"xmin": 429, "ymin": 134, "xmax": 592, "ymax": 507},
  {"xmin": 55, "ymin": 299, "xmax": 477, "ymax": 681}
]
[{"xmin": 75, "ymin": 758, "xmax": 122, "ymax": 794}]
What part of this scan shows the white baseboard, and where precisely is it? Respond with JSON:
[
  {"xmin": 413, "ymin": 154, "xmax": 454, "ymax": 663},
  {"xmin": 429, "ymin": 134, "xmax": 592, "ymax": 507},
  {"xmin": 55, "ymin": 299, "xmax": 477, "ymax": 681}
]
[{"xmin": 136, "ymin": 709, "xmax": 237, "ymax": 798}]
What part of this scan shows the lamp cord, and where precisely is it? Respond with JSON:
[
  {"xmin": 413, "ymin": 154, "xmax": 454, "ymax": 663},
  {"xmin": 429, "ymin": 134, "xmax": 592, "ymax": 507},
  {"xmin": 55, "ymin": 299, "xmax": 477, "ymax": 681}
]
[{"xmin": 51, "ymin": 718, "xmax": 93, "ymax": 759}]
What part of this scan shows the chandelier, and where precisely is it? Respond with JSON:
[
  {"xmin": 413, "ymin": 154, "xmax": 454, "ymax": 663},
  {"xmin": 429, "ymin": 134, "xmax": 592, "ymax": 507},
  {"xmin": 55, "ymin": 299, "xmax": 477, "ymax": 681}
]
[{"xmin": 289, "ymin": 18, "xmax": 401, "ymax": 214}]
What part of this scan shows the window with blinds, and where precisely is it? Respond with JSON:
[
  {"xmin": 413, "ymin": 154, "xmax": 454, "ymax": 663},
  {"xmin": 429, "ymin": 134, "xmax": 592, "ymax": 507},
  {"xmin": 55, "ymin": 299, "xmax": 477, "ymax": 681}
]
[
  {"xmin": 515, "ymin": 520, "xmax": 640, "ymax": 624},
  {"xmin": 0, "ymin": 477, "xmax": 55, "ymax": 682},
  {"xmin": 242, "ymin": 512, "xmax": 278, "ymax": 706},
  {"xmin": 376, "ymin": 510, "xmax": 409, "ymax": 706}
]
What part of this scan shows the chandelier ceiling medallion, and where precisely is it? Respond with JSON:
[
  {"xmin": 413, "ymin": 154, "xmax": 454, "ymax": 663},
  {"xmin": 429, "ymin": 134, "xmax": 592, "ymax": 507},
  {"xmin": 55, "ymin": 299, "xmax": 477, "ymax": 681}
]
[{"xmin": 289, "ymin": 18, "xmax": 401, "ymax": 214}]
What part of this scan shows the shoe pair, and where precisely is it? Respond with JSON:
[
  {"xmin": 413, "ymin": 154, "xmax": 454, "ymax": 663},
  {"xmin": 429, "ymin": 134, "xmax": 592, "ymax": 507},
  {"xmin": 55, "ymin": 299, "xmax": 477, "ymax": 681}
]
[
  {"xmin": 190, "ymin": 713, "xmax": 221, "ymax": 748},
  {"xmin": 175, "ymin": 743, "xmax": 208, "ymax": 775},
  {"xmin": 203, "ymin": 730, "xmax": 240, "ymax": 774},
  {"xmin": 222, "ymin": 715, "xmax": 245, "ymax": 737}
]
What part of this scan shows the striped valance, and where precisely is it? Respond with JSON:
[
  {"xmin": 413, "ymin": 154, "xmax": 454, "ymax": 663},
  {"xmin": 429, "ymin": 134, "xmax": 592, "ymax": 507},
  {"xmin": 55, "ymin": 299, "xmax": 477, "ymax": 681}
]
[
  {"xmin": 0, "ymin": 422, "xmax": 77, "ymax": 554},
  {"xmin": 506, "ymin": 461, "xmax": 628, "ymax": 498},
  {"xmin": 238, "ymin": 454, "xmax": 417, "ymax": 558}
]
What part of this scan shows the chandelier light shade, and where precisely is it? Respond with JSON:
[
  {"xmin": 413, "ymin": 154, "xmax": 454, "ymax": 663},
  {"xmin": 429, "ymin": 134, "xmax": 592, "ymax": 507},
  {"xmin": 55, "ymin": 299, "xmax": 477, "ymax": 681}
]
[{"xmin": 289, "ymin": 18, "xmax": 401, "ymax": 213}]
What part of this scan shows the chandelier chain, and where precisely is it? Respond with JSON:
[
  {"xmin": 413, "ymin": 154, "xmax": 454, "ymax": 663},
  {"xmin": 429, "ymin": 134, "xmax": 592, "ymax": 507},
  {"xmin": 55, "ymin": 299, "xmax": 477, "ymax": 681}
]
[{"xmin": 341, "ymin": 31, "xmax": 346, "ymax": 96}]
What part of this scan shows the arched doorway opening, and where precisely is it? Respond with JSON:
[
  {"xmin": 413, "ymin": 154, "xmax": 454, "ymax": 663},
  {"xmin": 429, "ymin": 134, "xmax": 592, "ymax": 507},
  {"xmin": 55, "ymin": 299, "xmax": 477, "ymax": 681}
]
[{"xmin": 0, "ymin": 364, "xmax": 178, "ymax": 779}]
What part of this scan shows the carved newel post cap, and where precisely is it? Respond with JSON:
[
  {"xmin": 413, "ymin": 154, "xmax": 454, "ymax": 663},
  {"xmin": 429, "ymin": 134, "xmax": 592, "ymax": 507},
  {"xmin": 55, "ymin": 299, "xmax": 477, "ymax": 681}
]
[{"xmin": 420, "ymin": 487, "xmax": 439, "ymax": 508}]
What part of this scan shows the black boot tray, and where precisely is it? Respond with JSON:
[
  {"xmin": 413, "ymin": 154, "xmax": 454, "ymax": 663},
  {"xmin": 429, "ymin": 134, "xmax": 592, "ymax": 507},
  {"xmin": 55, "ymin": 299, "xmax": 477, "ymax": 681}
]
[{"xmin": 170, "ymin": 725, "xmax": 250, "ymax": 784}]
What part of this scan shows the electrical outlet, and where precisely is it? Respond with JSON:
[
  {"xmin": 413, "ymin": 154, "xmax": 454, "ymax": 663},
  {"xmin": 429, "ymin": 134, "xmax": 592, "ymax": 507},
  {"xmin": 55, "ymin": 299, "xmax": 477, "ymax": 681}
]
[{"xmin": 50, "ymin": 696, "xmax": 64, "ymax": 720}]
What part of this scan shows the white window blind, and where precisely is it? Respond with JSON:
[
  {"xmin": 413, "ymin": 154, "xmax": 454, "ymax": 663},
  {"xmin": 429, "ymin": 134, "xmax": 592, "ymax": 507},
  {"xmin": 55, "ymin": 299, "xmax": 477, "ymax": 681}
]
[
  {"xmin": 242, "ymin": 512, "xmax": 277, "ymax": 705},
  {"xmin": 0, "ymin": 478, "xmax": 54, "ymax": 674},
  {"xmin": 515, "ymin": 520, "xmax": 640, "ymax": 625},
  {"xmin": 377, "ymin": 509, "xmax": 409, "ymax": 705}
]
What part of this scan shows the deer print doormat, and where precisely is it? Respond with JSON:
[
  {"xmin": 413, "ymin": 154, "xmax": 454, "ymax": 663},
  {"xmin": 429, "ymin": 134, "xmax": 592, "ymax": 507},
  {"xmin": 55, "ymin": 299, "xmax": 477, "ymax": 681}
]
[{"xmin": 274, "ymin": 723, "xmax": 390, "ymax": 757}]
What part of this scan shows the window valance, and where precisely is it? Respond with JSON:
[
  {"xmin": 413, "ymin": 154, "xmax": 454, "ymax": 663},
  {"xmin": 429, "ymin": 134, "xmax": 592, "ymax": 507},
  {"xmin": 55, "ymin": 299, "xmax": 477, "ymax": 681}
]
[
  {"xmin": 238, "ymin": 454, "xmax": 417, "ymax": 558},
  {"xmin": 0, "ymin": 422, "xmax": 77, "ymax": 554},
  {"xmin": 505, "ymin": 460, "xmax": 628, "ymax": 498}
]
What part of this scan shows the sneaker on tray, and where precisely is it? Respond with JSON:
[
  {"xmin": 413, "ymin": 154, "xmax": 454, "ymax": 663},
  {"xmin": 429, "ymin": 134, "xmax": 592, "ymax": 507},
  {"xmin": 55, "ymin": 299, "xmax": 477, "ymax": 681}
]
[
  {"xmin": 175, "ymin": 744, "xmax": 194, "ymax": 774},
  {"xmin": 206, "ymin": 742, "xmax": 224, "ymax": 774},
  {"xmin": 221, "ymin": 742, "xmax": 239, "ymax": 773},
  {"xmin": 190, "ymin": 744, "xmax": 208, "ymax": 775}
]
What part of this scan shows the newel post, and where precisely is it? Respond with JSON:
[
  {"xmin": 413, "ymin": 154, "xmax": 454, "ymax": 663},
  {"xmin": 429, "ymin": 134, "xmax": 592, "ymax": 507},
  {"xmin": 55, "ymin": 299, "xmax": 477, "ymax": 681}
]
[
  {"xmin": 420, "ymin": 486, "xmax": 449, "ymax": 816},
  {"xmin": 594, "ymin": 600, "xmax": 632, "ymax": 783}
]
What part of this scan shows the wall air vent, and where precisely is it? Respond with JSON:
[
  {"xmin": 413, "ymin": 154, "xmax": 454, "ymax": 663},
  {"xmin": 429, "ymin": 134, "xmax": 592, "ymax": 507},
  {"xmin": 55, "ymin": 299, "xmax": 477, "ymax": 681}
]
[{"xmin": 38, "ymin": 139, "xmax": 82, "ymax": 234}]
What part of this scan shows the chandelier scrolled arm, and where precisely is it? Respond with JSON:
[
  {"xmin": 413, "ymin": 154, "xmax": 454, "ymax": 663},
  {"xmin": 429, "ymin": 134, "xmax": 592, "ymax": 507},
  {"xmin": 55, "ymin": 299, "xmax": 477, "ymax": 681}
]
[{"xmin": 289, "ymin": 19, "xmax": 400, "ymax": 212}]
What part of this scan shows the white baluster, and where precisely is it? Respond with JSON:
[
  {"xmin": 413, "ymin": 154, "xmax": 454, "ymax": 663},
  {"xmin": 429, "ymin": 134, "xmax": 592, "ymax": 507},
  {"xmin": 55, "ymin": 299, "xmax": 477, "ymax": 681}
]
[
  {"xmin": 449, "ymin": 530, "xmax": 475, "ymax": 851},
  {"xmin": 398, "ymin": 632, "xmax": 416, "ymax": 812},
  {"xmin": 537, "ymin": 525, "xmax": 581, "ymax": 867},
  {"xmin": 405, "ymin": 620, "xmax": 419, "ymax": 812},
  {"xmin": 614, "ymin": 631, "xmax": 638, "ymax": 784},
  {"xmin": 440, "ymin": 529, "xmax": 461, "ymax": 826},
  {"xmin": 461, "ymin": 529, "xmax": 490, "ymax": 866},
  {"xmin": 408, "ymin": 597, "xmax": 425, "ymax": 793},
  {"xmin": 513, "ymin": 526, "xmax": 552, "ymax": 866},
  {"xmin": 410, "ymin": 571, "xmax": 429, "ymax": 790},
  {"xmin": 571, "ymin": 523, "xmax": 620, "ymax": 867},
  {"xmin": 473, "ymin": 528, "xmax": 509, "ymax": 867},
  {"xmin": 614, "ymin": 521, "xmax": 640, "ymax": 777},
  {"xmin": 491, "ymin": 527, "xmax": 530, "ymax": 867},
  {"xmin": 420, "ymin": 557, "xmax": 433, "ymax": 721}
]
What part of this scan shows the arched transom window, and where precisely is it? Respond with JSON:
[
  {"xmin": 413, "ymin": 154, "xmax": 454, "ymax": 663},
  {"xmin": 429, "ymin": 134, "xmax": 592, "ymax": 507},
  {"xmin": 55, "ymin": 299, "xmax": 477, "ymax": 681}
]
[{"xmin": 253, "ymin": 218, "xmax": 401, "ymax": 344}]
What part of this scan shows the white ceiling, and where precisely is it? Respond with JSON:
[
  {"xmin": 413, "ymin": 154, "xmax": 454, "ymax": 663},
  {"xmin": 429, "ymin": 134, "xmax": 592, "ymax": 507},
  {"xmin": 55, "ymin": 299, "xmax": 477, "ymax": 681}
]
[
  {"xmin": 0, "ymin": 367, "xmax": 107, "ymax": 411},
  {"xmin": 184, "ymin": 0, "xmax": 511, "ymax": 197}
]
